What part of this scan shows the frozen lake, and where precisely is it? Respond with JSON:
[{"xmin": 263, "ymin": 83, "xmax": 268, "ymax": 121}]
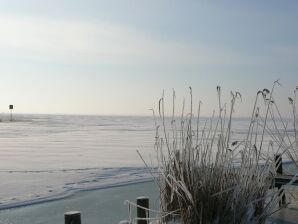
[
  {"xmin": 0, "ymin": 114, "xmax": 156, "ymax": 210},
  {"xmin": 0, "ymin": 113, "xmax": 295, "ymax": 223}
]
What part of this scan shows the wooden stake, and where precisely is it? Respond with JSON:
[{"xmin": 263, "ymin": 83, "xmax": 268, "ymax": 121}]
[
  {"xmin": 136, "ymin": 197, "xmax": 149, "ymax": 224},
  {"xmin": 65, "ymin": 211, "xmax": 81, "ymax": 224}
]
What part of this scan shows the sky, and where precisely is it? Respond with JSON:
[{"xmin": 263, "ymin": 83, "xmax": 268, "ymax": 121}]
[{"xmin": 0, "ymin": 0, "xmax": 297, "ymax": 116}]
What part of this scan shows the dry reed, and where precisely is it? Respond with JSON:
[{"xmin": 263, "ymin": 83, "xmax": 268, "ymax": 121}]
[
  {"xmin": 151, "ymin": 85, "xmax": 284, "ymax": 224},
  {"xmin": 126, "ymin": 82, "xmax": 297, "ymax": 224}
]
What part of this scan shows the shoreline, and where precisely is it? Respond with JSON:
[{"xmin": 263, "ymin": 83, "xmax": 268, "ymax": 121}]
[
  {"xmin": 0, "ymin": 177, "xmax": 154, "ymax": 211},
  {"xmin": 1, "ymin": 161, "xmax": 295, "ymax": 211}
]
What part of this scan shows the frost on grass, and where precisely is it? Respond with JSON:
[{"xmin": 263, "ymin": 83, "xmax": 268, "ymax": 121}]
[{"xmin": 127, "ymin": 81, "xmax": 298, "ymax": 224}]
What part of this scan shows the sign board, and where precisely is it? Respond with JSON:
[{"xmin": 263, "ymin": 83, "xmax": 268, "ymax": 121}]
[{"xmin": 9, "ymin": 105, "xmax": 13, "ymax": 110}]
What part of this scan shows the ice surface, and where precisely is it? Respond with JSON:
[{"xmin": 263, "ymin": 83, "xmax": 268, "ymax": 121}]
[
  {"xmin": 0, "ymin": 114, "xmax": 293, "ymax": 210},
  {"xmin": 0, "ymin": 114, "xmax": 156, "ymax": 209},
  {"xmin": 0, "ymin": 181, "xmax": 159, "ymax": 224}
]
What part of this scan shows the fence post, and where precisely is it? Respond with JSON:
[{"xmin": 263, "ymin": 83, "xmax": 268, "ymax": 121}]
[
  {"xmin": 274, "ymin": 154, "xmax": 286, "ymax": 207},
  {"xmin": 65, "ymin": 211, "xmax": 81, "ymax": 224},
  {"xmin": 136, "ymin": 197, "xmax": 149, "ymax": 224}
]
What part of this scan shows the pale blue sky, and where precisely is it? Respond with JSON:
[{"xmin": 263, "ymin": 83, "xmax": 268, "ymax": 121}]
[{"xmin": 0, "ymin": 1, "xmax": 297, "ymax": 116}]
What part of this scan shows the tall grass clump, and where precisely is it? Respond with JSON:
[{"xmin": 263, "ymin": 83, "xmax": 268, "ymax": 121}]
[{"xmin": 151, "ymin": 84, "xmax": 284, "ymax": 224}]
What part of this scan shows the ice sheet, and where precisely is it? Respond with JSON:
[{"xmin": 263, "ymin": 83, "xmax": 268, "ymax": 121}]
[{"xmin": 0, "ymin": 115, "xmax": 156, "ymax": 209}]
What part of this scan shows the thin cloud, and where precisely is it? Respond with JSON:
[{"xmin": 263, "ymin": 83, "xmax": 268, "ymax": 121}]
[{"xmin": 0, "ymin": 15, "xmax": 251, "ymax": 67}]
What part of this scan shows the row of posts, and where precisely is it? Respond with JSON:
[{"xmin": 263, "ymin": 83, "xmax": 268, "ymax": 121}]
[
  {"xmin": 65, "ymin": 197, "xmax": 149, "ymax": 224},
  {"xmin": 65, "ymin": 154, "xmax": 285, "ymax": 224}
]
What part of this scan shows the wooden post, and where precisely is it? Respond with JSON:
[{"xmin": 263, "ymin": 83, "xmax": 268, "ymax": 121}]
[
  {"xmin": 136, "ymin": 197, "xmax": 149, "ymax": 224},
  {"xmin": 274, "ymin": 154, "xmax": 286, "ymax": 207},
  {"xmin": 65, "ymin": 211, "xmax": 81, "ymax": 224},
  {"xmin": 275, "ymin": 154, "xmax": 283, "ymax": 175}
]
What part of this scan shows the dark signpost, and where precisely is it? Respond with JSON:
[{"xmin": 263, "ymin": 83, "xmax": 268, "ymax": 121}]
[{"xmin": 9, "ymin": 105, "xmax": 13, "ymax": 121}]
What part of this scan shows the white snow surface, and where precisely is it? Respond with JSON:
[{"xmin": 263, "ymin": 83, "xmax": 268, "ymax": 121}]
[
  {"xmin": 0, "ymin": 114, "xmax": 156, "ymax": 209},
  {"xmin": 0, "ymin": 114, "xmax": 289, "ymax": 210}
]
